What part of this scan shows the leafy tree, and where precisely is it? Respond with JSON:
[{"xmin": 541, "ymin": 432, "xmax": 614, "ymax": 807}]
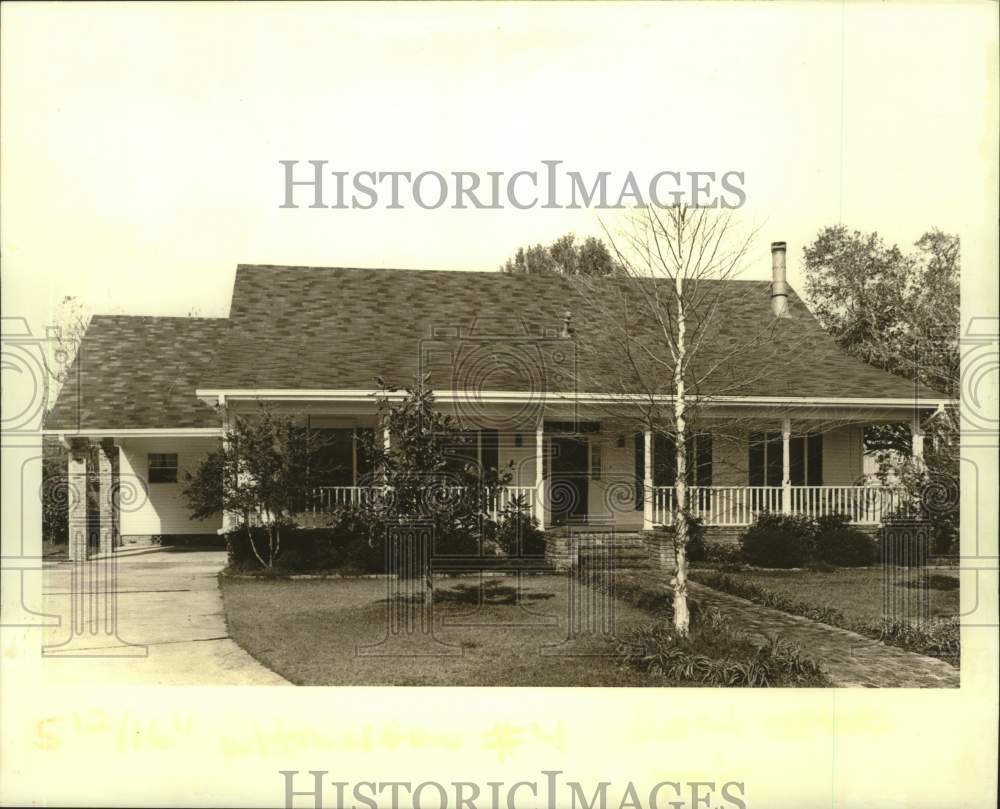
[
  {"xmin": 802, "ymin": 226, "xmax": 960, "ymax": 551},
  {"xmin": 802, "ymin": 225, "xmax": 959, "ymax": 397},
  {"xmin": 183, "ymin": 403, "xmax": 336, "ymax": 568},
  {"xmin": 501, "ymin": 233, "xmax": 619, "ymax": 277},
  {"xmin": 358, "ymin": 375, "xmax": 513, "ymax": 553}
]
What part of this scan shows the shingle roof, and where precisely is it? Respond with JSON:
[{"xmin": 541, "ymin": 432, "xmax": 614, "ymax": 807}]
[
  {"xmin": 45, "ymin": 316, "xmax": 226, "ymax": 430},
  {"xmin": 45, "ymin": 265, "xmax": 940, "ymax": 431},
  {"xmin": 205, "ymin": 264, "xmax": 935, "ymax": 400}
]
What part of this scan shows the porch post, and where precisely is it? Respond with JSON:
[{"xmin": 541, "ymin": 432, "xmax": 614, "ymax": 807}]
[
  {"xmin": 67, "ymin": 439, "xmax": 88, "ymax": 562},
  {"xmin": 910, "ymin": 414, "xmax": 925, "ymax": 467},
  {"xmin": 97, "ymin": 439, "xmax": 117, "ymax": 555},
  {"xmin": 642, "ymin": 429, "xmax": 653, "ymax": 530},
  {"xmin": 781, "ymin": 416, "xmax": 791, "ymax": 514},
  {"xmin": 534, "ymin": 421, "xmax": 545, "ymax": 530},
  {"xmin": 220, "ymin": 403, "xmax": 234, "ymax": 532}
]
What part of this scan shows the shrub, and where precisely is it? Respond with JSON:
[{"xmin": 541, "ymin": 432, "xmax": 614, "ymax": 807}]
[
  {"xmin": 813, "ymin": 512, "xmax": 851, "ymax": 536},
  {"xmin": 618, "ymin": 618, "xmax": 829, "ymax": 687},
  {"xmin": 585, "ymin": 568, "xmax": 830, "ymax": 686},
  {"xmin": 815, "ymin": 526, "xmax": 877, "ymax": 567},
  {"xmin": 225, "ymin": 510, "xmax": 384, "ymax": 574},
  {"xmin": 682, "ymin": 517, "xmax": 708, "ymax": 562},
  {"xmin": 738, "ymin": 512, "xmax": 813, "ymax": 568},
  {"xmin": 491, "ymin": 507, "xmax": 545, "ymax": 557},
  {"xmin": 879, "ymin": 518, "xmax": 934, "ymax": 567},
  {"xmin": 702, "ymin": 542, "xmax": 744, "ymax": 567},
  {"xmin": 851, "ymin": 616, "xmax": 960, "ymax": 668}
]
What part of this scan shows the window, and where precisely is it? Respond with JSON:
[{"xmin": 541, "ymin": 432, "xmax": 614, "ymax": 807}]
[
  {"xmin": 634, "ymin": 432, "xmax": 713, "ymax": 510},
  {"xmin": 443, "ymin": 429, "xmax": 500, "ymax": 479},
  {"xmin": 311, "ymin": 428, "xmax": 355, "ymax": 486},
  {"xmin": 653, "ymin": 432, "xmax": 713, "ymax": 487},
  {"xmin": 748, "ymin": 432, "xmax": 823, "ymax": 486},
  {"xmin": 148, "ymin": 453, "xmax": 178, "ymax": 484},
  {"xmin": 591, "ymin": 442, "xmax": 603, "ymax": 480}
]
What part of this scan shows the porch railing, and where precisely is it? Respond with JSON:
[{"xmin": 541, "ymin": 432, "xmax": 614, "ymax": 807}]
[
  {"xmin": 652, "ymin": 485, "xmax": 904, "ymax": 527},
  {"xmin": 312, "ymin": 485, "xmax": 536, "ymax": 522},
  {"xmin": 788, "ymin": 485, "xmax": 905, "ymax": 524}
]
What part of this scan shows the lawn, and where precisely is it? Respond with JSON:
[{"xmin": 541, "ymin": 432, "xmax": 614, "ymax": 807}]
[
  {"xmin": 690, "ymin": 566, "xmax": 959, "ymax": 625},
  {"xmin": 220, "ymin": 573, "xmax": 681, "ymax": 686}
]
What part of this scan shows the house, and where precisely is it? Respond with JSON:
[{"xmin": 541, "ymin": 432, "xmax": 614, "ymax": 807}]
[{"xmin": 45, "ymin": 243, "xmax": 950, "ymax": 561}]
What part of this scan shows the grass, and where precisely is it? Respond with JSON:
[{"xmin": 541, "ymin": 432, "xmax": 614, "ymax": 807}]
[
  {"xmin": 690, "ymin": 567, "xmax": 959, "ymax": 625},
  {"xmin": 220, "ymin": 573, "xmax": 689, "ymax": 686},
  {"xmin": 220, "ymin": 570, "xmax": 831, "ymax": 686},
  {"xmin": 690, "ymin": 566, "xmax": 960, "ymax": 667}
]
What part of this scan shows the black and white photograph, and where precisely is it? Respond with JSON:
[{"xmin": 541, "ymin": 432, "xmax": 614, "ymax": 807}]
[{"xmin": 1, "ymin": 2, "xmax": 997, "ymax": 807}]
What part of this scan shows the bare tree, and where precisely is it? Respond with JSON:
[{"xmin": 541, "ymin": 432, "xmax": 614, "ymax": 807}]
[
  {"xmin": 567, "ymin": 205, "xmax": 782, "ymax": 636},
  {"xmin": 47, "ymin": 295, "xmax": 91, "ymax": 409}
]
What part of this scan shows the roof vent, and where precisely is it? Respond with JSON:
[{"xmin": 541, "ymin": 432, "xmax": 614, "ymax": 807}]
[
  {"xmin": 561, "ymin": 310, "xmax": 574, "ymax": 338},
  {"xmin": 770, "ymin": 241, "xmax": 790, "ymax": 318}
]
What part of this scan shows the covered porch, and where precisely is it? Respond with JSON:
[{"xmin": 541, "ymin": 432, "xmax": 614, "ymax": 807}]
[{"xmin": 290, "ymin": 398, "xmax": 928, "ymax": 531}]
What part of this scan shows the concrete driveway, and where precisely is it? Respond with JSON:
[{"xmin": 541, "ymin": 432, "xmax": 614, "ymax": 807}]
[{"xmin": 42, "ymin": 549, "xmax": 287, "ymax": 685}]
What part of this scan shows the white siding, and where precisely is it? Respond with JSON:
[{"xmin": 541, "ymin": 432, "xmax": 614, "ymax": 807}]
[
  {"xmin": 118, "ymin": 437, "xmax": 222, "ymax": 536},
  {"xmin": 711, "ymin": 432, "xmax": 748, "ymax": 486},
  {"xmin": 823, "ymin": 425, "xmax": 864, "ymax": 485}
]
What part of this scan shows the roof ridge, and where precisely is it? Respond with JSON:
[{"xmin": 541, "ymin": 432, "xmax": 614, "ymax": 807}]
[
  {"xmin": 234, "ymin": 263, "xmax": 775, "ymax": 283},
  {"xmin": 90, "ymin": 313, "xmax": 228, "ymax": 322}
]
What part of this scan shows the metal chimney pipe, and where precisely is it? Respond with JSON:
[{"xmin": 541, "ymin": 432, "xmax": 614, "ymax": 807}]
[{"xmin": 770, "ymin": 241, "xmax": 789, "ymax": 318}]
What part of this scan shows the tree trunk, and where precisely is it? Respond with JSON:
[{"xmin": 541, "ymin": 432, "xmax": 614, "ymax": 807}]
[{"xmin": 672, "ymin": 274, "xmax": 691, "ymax": 637}]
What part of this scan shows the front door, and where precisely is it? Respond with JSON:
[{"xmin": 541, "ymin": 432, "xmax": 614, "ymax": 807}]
[{"xmin": 549, "ymin": 435, "xmax": 589, "ymax": 524}]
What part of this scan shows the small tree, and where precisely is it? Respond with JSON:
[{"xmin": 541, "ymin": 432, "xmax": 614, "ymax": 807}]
[
  {"xmin": 183, "ymin": 403, "xmax": 335, "ymax": 568},
  {"xmin": 356, "ymin": 376, "xmax": 513, "ymax": 593},
  {"xmin": 568, "ymin": 205, "xmax": 777, "ymax": 637}
]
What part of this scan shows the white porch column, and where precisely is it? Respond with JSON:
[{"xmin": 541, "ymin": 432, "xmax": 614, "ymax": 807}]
[
  {"xmin": 97, "ymin": 439, "xmax": 117, "ymax": 555},
  {"xmin": 642, "ymin": 429, "xmax": 653, "ymax": 530},
  {"xmin": 67, "ymin": 439, "xmax": 89, "ymax": 562},
  {"xmin": 220, "ymin": 403, "xmax": 234, "ymax": 532},
  {"xmin": 781, "ymin": 416, "xmax": 792, "ymax": 514},
  {"xmin": 911, "ymin": 414, "xmax": 925, "ymax": 467},
  {"xmin": 534, "ymin": 421, "xmax": 545, "ymax": 530}
]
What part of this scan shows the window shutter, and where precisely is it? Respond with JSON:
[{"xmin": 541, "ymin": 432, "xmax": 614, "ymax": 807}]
[
  {"xmin": 480, "ymin": 429, "xmax": 499, "ymax": 476},
  {"xmin": 765, "ymin": 432, "xmax": 783, "ymax": 487},
  {"xmin": 748, "ymin": 432, "xmax": 765, "ymax": 487},
  {"xmin": 696, "ymin": 433, "xmax": 713, "ymax": 486},
  {"xmin": 354, "ymin": 428, "xmax": 375, "ymax": 485},
  {"xmin": 807, "ymin": 433, "xmax": 824, "ymax": 485},
  {"xmin": 789, "ymin": 435, "xmax": 805, "ymax": 486},
  {"xmin": 633, "ymin": 433, "xmax": 644, "ymax": 510},
  {"xmin": 654, "ymin": 433, "xmax": 676, "ymax": 487}
]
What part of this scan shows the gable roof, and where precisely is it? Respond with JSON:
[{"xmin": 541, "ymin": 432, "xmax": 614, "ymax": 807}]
[
  {"xmin": 203, "ymin": 264, "xmax": 937, "ymax": 401},
  {"xmin": 45, "ymin": 265, "xmax": 943, "ymax": 432},
  {"xmin": 45, "ymin": 316, "xmax": 227, "ymax": 431}
]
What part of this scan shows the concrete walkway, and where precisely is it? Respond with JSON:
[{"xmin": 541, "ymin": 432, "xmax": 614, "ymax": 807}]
[
  {"xmin": 688, "ymin": 581, "xmax": 960, "ymax": 688},
  {"xmin": 42, "ymin": 549, "xmax": 286, "ymax": 686}
]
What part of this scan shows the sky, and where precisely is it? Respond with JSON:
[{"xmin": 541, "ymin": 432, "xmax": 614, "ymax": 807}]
[{"xmin": 2, "ymin": 1, "xmax": 997, "ymax": 335}]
